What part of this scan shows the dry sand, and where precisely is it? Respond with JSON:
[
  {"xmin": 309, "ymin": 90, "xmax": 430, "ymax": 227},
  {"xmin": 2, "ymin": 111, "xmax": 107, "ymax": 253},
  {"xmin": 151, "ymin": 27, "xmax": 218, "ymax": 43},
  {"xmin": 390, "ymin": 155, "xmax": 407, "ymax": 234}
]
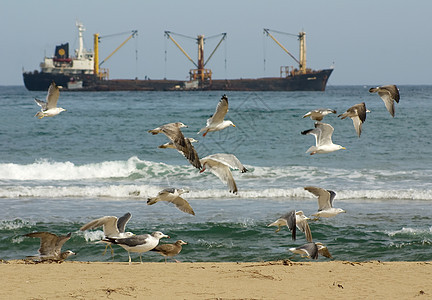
[{"xmin": 1, "ymin": 260, "xmax": 431, "ymax": 299}]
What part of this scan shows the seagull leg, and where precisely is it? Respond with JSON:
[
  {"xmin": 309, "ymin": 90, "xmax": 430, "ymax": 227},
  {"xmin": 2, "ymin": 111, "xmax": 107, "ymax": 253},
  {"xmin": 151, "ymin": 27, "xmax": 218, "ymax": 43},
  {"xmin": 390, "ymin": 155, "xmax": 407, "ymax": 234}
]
[
  {"xmin": 275, "ymin": 226, "xmax": 281, "ymax": 233},
  {"xmin": 140, "ymin": 254, "xmax": 143, "ymax": 264},
  {"xmin": 128, "ymin": 252, "xmax": 132, "ymax": 265},
  {"xmin": 203, "ymin": 130, "xmax": 209, "ymax": 137}
]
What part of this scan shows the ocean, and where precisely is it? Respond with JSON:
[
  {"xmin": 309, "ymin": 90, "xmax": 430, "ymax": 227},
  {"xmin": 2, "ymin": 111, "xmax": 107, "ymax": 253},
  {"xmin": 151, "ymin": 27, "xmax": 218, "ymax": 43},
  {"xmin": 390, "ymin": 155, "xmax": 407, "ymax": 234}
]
[{"xmin": 1, "ymin": 85, "xmax": 431, "ymax": 263}]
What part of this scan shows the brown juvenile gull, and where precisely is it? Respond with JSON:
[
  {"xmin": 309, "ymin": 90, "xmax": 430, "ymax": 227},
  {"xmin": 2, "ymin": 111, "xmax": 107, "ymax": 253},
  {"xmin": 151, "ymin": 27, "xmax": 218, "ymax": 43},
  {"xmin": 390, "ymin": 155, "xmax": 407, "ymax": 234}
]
[
  {"xmin": 268, "ymin": 210, "xmax": 313, "ymax": 242},
  {"xmin": 149, "ymin": 122, "xmax": 201, "ymax": 169},
  {"xmin": 369, "ymin": 84, "xmax": 400, "ymax": 117},
  {"xmin": 147, "ymin": 188, "xmax": 195, "ymax": 215},
  {"xmin": 198, "ymin": 94, "xmax": 235, "ymax": 136},
  {"xmin": 301, "ymin": 122, "xmax": 345, "ymax": 155},
  {"xmin": 303, "ymin": 108, "xmax": 337, "ymax": 121},
  {"xmin": 304, "ymin": 186, "xmax": 346, "ymax": 218},
  {"xmin": 80, "ymin": 212, "xmax": 134, "ymax": 256},
  {"xmin": 24, "ymin": 231, "xmax": 75, "ymax": 261},
  {"xmin": 289, "ymin": 242, "xmax": 332, "ymax": 259},
  {"xmin": 338, "ymin": 102, "xmax": 368, "ymax": 137},
  {"xmin": 106, "ymin": 231, "xmax": 169, "ymax": 264},
  {"xmin": 200, "ymin": 153, "xmax": 248, "ymax": 194},
  {"xmin": 151, "ymin": 240, "xmax": 187, "ymax": 263},
  {"xmin": 34, "ymin": 81, "xmax": 66, "ymax": 119},
  {"xmin": 159, "ymin": 138, "xmax": 198, "ymax": 149}
]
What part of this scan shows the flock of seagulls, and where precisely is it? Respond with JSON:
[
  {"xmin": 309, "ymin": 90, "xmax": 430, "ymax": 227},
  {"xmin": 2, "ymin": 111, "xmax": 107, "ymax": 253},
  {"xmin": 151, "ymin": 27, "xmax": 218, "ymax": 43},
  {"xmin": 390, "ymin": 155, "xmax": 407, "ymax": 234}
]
[{"xmin": 25, "ymin": 83, "xmax": 401, "ymax": 263}]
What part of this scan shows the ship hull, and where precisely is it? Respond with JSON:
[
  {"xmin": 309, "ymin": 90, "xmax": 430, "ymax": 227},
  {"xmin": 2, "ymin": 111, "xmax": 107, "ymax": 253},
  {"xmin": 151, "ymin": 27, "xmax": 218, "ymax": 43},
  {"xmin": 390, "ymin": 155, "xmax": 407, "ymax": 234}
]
[{"xmin": 23, "ymin": 69, "xmax": 333, "ymax": 92}]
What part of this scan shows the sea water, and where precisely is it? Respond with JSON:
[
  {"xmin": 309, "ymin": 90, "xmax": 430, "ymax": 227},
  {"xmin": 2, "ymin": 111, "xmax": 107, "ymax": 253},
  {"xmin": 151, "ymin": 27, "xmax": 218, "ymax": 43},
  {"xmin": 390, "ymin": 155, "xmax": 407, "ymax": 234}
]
[{"xmin": 0, "ymin": 85, "xmax": 431, "ymax": 263}]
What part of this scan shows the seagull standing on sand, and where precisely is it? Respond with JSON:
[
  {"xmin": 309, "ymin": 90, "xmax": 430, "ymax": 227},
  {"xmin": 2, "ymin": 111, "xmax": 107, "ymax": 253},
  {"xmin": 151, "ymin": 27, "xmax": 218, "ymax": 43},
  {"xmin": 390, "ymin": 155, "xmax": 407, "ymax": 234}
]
[
  {"xmin": 149, "ymin": 122, "xmax": 202, "ymax": 169},
  {"xmin": 147, "ymin": 188, "xmax": 195, "ymax": 215},
  {"xmin": 24, "ymin": 231, "xmax": 75, "ymax": 261},
  {"xmin": 268, "ymin": 210, "xmax": 313, "ymax": 242},
  {"xmin": 289, "ymin": 242, "xmax": 332, "ymax": 259},
  {"xmin": 200, "ymin": 153, "xmax": 248, "ymax": 194},
  {"xmin": 80, "ymin": 212, "xmax": 134, "ymax": 256},
  {"xmin": 151, "ymin": 240, "xmax": 187, "ymax": 263},
  {"xmin": 369, "ymin": 84, "xmax": 400, "ymax": 117},
  {"xmin": 106, "ymin": 231, "xmax": 169, "ymax": 264},
  {"xmin": 303, "ymin": 108, "xmax": 337, "ymax": 121},
  {"xmin": 34, "ymin": 82, "xmax": 66, "ymax": 119},
  {"xmin": 198, "ymin": 94, "xmax": 235, "ymax": 136},
  {"xmin": 338, "ymin": 102, "xmax": 368, "ymax": 137},
  {"xmin": 301, "ymin": 122, "xmax": 346, "ymax": 155},
  {"xmin": 304, "ymin": 186, "xmax": 346, "ymax": 218}
]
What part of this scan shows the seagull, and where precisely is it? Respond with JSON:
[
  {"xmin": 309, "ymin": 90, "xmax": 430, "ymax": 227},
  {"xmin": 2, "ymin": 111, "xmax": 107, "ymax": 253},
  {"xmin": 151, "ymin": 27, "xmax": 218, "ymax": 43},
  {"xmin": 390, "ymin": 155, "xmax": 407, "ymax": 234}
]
[
  {"xmin": 80, "ymin": 212, "xmax": 134, "ymax": 256},
  {"xmin": 24, "ymin": 231, "xmax": 75, "ymax": 261},
  {"xmin": 289, "ymin": 242, "xmax": 332, "ymax": 259},
  {"xmin": 268, "ymin": 210, "xmax": 313, "ymax": 242},
  {"xmin": 369, "ymin": 85, "xmax": 400, "ymax": 117},
  {"xmin": 198, "ymin": 94, "xmax": 235, "ymax": 136},
  {"xmin": 147, "ymin": 188, "xmax": 195, "ymax": 215},
  {"xmin": 304, "ymin": 186, "xmax": 346, "ymax": 218},
  {"xmin": 159, "ymin": 138, "xmax": 198, "ymax": 149},
  {"xmin": 34, "ymin": 82, "xmax": 66, "ymax": 119},
  {"xmin": 106, "ymin": 231, "xmax": 169, "ymax": 264},
  {"xmin": 200, "ymin": 153, "xmax": 248, "ymax": 194},
  {"xmin": 151, "ymin": 240, "xmax": 187, "ymax": 263},
  {"xmin": 303, "ymin": 108, "xmax": 337, "ymax": 121},
  {"xmin": 301, "ymin": 122, "xmax": 346, "ymax": 155},
  {"xmin": 149, "ymin": 122, "xmax": 202, "ymax": 169},
  {"xmin": 338, "ymin": 102, "xmax": 368, "ymax": 137}
]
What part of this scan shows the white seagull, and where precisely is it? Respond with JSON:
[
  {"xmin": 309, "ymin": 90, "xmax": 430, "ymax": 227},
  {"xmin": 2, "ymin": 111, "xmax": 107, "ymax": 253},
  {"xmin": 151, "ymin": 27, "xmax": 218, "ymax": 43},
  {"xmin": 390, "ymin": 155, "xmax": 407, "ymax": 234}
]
[
  {"xmin": 106, "ymin": 231, "xmax": 169, "ymax": 264},
  {"xmin": 149, "ymin": 122, "xmax": 201, "ymax": 169},
  {"xmin": 80, "ymin": 212, "xmax": 134, "ymax": 256},
  {"xmin": 289, "ymin": 242, "xmax": 332, "ymax": 259},
  {"xmin": 303, "ymin": 108, "xmax": 337, "ymax": 121},
  {"xmin": 34, "ymin": 82, "xmax": 66, "ymax": 119},
  {"xmin": 200, "ymin": 153, "xmax": 248, "ymax": 194},
  {"xmin": 338, "ymin": 102, "xmax": 368, "ymax": 137},
  {"xmin": 198, "ymin": 94, "xmax": 235, "ymax": 136},
  {"xmin": 301, "ymin": 122, "xmax": 346, "ymax": 155},
  {"xmin": 369, "ymin": 84, "xmax": 400, "ymax": 117},
  {"xmin": 147, "ymin": 188, "xmax": 195, "ymax": 215},
  {"xmin": 304, "ymin": 186, "xmax": 346, "ymax": 218},
  {"xmin": 25, "ymin": 231, "xmax": 75, "ymax": 261},
  {"xmin": 268, "ymin": 210, "xmax": 313, "ymax": 242}
]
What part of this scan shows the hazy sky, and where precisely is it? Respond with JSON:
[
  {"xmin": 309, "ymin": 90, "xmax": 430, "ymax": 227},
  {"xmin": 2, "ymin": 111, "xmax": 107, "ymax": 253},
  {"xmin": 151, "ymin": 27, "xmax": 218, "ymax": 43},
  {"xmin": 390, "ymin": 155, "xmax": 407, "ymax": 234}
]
[{"xmin": 1, "ymin": 0, "xmax": 431, "ymax": 86}]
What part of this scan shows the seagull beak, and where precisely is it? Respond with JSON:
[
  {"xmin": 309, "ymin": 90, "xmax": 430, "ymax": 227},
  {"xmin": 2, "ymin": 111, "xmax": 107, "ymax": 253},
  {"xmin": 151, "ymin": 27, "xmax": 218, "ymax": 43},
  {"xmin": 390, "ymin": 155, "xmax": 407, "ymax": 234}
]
[
  {"xmin": 232, "ymin": 124, "xmax": 236, "ymax": 127},
  {"xmin": 342, "ymin": 147, "xmax": 346, "ymax": 150}
]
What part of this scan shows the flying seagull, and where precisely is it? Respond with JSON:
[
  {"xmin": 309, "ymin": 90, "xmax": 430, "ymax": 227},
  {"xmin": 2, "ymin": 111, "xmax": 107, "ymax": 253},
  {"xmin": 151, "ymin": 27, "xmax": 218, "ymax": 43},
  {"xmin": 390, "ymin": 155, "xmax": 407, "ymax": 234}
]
[
  {"xmin": 149, "ymin": 122, "xmax": 202, "ymax": 169},
  {"xmin": 268, "ymin": 210, "xmax": 313, "ymax": 242},
  {"xmin": 303, "ymin": 108, "xmax": 337, "ymax": 121},
  {"xmin": 151, "ymin": 240, "xmax": 187, "ymax": 263},
  {"xmin": 80, "ymin": 212, "xmax": 134, "ymax": 256},
  {"xmin": 147, "ymin": 188, "xmax": 195, "ymax": 215},
  {"xmin": 369, "ymin": 84, "xmax": 400, "ymax": 117},
  {"xmin": 198, "ymin": 94, "xmax": 235, "ymax": 136},
  {"xmin": 24, "ymin": 231, "xmax": 75, "ymax": 261},
  {"xmin": 338, "ymin": 102, "xmax": 368, "ymax": 137},
  {"xmin": 34, "ymin": 82, "xmax": 66, "ymax": 119},
  {"xmin": 106, "ymin": 231, "xmax": 169, "ymax": 264},
  {"xmin": 304, "ymin": 186, "xmax": 346, "ymax": 218},
  {"xmin": 301, "ymin": 122, "xmax": 346, "ymax": 155},
  {"xmin": 289, "ymin": 242, "xmax": 332, "ymax": 259},
  {"xmin": 200, "ymin": 153, "xmax": 248, "ymax": 194},
  {"xmin": 159, "ymin": 138, "xmax": 198, "ymax": 149}
]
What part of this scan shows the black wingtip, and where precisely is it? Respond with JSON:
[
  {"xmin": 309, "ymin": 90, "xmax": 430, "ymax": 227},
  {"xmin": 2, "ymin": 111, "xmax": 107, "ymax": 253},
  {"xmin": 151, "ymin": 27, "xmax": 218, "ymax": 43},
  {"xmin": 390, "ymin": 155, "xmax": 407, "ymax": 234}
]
[{"xmin": 301, "ymin": 129, "xmax": 312, "ymax": 135}]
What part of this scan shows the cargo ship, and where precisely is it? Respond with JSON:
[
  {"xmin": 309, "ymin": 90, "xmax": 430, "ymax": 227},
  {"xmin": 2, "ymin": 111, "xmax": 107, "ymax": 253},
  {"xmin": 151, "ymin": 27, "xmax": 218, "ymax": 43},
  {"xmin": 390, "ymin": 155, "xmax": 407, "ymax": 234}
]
[{"xmin": 23, "ymin": 23, "xmax": 333, "ymax": 92}]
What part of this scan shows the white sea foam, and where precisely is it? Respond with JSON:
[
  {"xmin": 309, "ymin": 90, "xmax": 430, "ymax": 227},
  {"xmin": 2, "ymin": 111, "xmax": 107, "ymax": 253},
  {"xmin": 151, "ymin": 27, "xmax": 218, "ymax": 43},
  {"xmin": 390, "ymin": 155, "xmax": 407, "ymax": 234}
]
[
  {"xmin": 0, "ymin": 219, "xmax": 36, "ymax": 230},
  {"xmin": 386, "ymin": 227, "xmax": 432, "ymax": 237}
]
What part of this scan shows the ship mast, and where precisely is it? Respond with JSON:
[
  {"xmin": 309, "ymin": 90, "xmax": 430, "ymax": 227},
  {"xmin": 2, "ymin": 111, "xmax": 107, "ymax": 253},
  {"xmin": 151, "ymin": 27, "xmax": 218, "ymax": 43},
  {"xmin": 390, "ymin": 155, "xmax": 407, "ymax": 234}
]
[{"xmin": 76, "ymin": 21, "xmax": 86, "ymax": 60}]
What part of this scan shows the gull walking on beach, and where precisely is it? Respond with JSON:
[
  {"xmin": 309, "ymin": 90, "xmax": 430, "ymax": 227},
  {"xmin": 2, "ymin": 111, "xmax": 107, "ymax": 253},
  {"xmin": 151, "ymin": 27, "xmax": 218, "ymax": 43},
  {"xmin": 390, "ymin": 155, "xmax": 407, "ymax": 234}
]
[
  {"xmin": 304, "ymin": 186, "xmax": 346, "ymax": 219},
  {"xmin": 198, "ymin": 94, "xmax": 235, "ymax": 137},
  {"xmin": 301, "ymin": 122, "xmax": 346, "ymax": 155},
  {"xmin": 338, "ymin": 102, "xmax": 368, "ymax": 137},
  {"xmin": 200, "ymin": 153, "xmax": 248, "ymax": 194},
  {"xmin": 268, "ymin": 210, "xmax": 313, "ymax": 242},
  {"xmin": 151, "ymin": 240, "xmax": 187, "ymax": 263},
  {"xmin": 24, "ymin": 231, "xmax": 75, "ymax": 261},
  {"xmin": 149, "ymin": 122, "xmax": 202, "ymax": 169},
  {"xmin": 34, "ymin": 82, "xmax": 66, "ymax": 119},
  {"xmin": 303, "ymin": 108, "xmax": 337, "ymax": 121},
  {"xmin": 369, "ymin": 84, "xmax": 400, "ymax": 117},
  {"xmin": 147, "ymin": 188, "xmax": 195, "ymax": 215}
]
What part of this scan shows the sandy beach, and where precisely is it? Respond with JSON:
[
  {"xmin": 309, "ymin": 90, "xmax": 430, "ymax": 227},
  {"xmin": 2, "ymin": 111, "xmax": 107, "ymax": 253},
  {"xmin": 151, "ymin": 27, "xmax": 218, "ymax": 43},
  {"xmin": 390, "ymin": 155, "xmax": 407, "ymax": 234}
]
[{"xmin": 1, "ymin": 260, "xmax": 430, "ymax": 299}]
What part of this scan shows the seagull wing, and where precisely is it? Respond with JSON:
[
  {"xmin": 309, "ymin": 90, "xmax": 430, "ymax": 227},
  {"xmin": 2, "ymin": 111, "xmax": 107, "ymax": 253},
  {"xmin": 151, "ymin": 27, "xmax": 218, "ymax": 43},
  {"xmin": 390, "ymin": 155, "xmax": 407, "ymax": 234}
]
[
  {"xmin": 55, "ymin": 232, "xmax": 72, "ymax": 254},
  {"xmin": 296, "ymin": 212, "xmax": 313, "ymax": 242},
  {"xmin": 46, "ymin": 82, "xmax": 60, "ymax": 109},
  {"xmin": 298, "ymin": 242, "xmax": 318, "ymax": 259},
  {"xmin": 201, "ymin": 157, "xmax": 238, "ymax": 194},
  {"xmin": 116, "ymin": 212, "xmax": 132, "ymax": 234},
  {"xmin": 327, "ymin": 190, "xmax": 337, "ymax": 208},
  {"xmin": 171, "ymin": 196, "xmax": 195, "ymax": 215},
  {"xmin": 80, "ymin": 216, "xmax": 121, "ymax": 238},
  {"xmin": 203, "ymin": 153, "xmax": 247, "ymax": 173},
  {"xmin": 280, "ymin": 210, "xmax": 296, "ymax": 240},
  {"xmin": 317, "ymin": 244, "xmax": 333, "ymax": 258},
  {"xmin": 381, "ymin": 85, "xmax": 400, "ymax": 103},
  {"xmin": 114, "ymin": 234, "xmax": 151, "ymax": 247},
  {"xmin": 34, "ymin": 99, "xmax": 48, "ymax": 111},
  {"xmin": 315, "ymin": 122, "xmax": 334, "ymax": 146},
  {"xmin": 25, "ymin": 232, "xmax": 68, "ymax": 257},
  {"xmin": 304, "ymin": 186, "xmax": 332, "ymax": 211},
  {"xmin": 208, "ymin": 95, "xmax": 229, "ymax": 125}
]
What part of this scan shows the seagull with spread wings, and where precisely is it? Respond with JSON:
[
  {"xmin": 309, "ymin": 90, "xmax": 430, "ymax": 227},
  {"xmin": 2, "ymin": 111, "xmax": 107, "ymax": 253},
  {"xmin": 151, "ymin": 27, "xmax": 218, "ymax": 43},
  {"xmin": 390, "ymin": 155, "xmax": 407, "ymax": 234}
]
[
  {"xmin": 24, "ymin": 231, "xmax": 75, "ymax": 261},
  {"xmin": 301, "ymin": 122, "xmax": 346, "ymax": 155},
  {"xmin": 268, "ymin": 210, "xmax": 313, "ymax": 242},
  {"xmin": 34, "ymin": 82, "xmax": 66, "ymax": 119},
  {"xmin": 338, "ymin": 102, "xmax": 368, "ymax": 137},
  {"xmin": 369, "ymin": 84, "xmax": 400, "ymax": 117},
  {"xmin": 303, "ymin": 108, "xmax": 337, "ymax": 121},
  {"xmin": 198, "ymin": 94, "xmax": 235, "ymax": 136},
  {"xmin": 304, "ymin": 186, "xmax": 346, "ymax": 218},
  {"xmin": 147, "ymin": 188, "xmax": 195, "ymax": 215}
]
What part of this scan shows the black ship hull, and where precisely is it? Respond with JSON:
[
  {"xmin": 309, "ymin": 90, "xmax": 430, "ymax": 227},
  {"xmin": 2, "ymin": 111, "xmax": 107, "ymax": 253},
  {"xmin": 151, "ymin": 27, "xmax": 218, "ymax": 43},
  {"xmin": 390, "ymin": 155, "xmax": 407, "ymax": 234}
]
[{"xmin": 23, "ymin": 69, "xmax": 333, "ymax": 92}]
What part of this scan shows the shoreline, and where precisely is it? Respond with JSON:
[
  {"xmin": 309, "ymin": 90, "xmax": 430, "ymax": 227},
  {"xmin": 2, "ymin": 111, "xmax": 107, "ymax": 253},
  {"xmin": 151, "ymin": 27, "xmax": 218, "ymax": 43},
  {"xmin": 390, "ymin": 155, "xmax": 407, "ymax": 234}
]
[{"xmin": 1, "ymin": 260, "xmax": 430, "ymax": 299}]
